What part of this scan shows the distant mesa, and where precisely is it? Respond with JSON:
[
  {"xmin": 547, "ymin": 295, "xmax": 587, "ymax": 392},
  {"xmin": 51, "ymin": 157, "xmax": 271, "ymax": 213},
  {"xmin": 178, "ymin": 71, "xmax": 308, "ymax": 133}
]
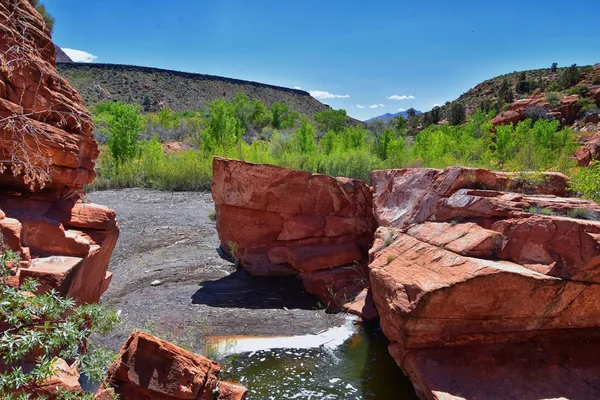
[
  {"xmin": 55, "ymin": 46, "xmax": 73, "ymax": 62},
  {"xmin": 365, "ymin": 110, "xmax": 422, "ymax": 123}
]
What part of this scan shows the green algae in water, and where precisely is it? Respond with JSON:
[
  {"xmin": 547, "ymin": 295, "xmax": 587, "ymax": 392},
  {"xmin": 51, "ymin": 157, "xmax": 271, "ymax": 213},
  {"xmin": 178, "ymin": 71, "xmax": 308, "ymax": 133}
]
[{"xmin": 220, "ymin": 322, "xmax": 417, "ymax": 400}]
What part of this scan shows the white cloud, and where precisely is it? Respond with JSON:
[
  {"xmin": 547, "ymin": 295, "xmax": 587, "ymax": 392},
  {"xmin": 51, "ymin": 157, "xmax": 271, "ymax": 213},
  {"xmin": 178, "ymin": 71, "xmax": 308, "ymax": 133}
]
[
  {"xmin": 62, "ymin": 48, "xmax": 98, "ymax": 63},
  {"xmin": 356, "ymin": 104, "xmax": 365, "ymax": 109},
  {"xmin": 398, "ymin": 108, "xmax": 406, "ymax": 112},
  {"xmin": 368, "ymin": 104, "xmax": 385, "ymax": 109},
  {"xmin": 308, "ymin": 90, "xmax": 350, "ymax": 99},
  {"xmin": 387, "ymin": 95, "xmax": 415, "ymax": 101},
  {"xmin": 433, "ymin": 103, "xmax": 441, "ymax": 107},
  {"xmin": 294, "ymin": 86, "xmax": 302, "ymax": 90}
]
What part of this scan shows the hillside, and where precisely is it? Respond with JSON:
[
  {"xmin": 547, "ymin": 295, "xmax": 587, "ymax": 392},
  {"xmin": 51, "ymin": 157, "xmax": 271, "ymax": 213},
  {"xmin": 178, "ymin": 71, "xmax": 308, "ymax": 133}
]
[
  {"xmin": 56, "ymin": 62, "xmax": 332, "ymax": 118},
  {"xmin": 422, "ymin": 63, "xmax": 600, "ymax": 127},
  {"xmin": 365, "ymin": 110, "xmax": 422, "ymax": 123}
]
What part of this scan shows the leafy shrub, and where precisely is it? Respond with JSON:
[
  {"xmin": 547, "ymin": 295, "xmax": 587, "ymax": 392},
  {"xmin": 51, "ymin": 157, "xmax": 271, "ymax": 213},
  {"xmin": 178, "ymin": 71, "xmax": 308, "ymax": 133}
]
[
  {"xmin": 570, "ymin": 162, "xmax": 600, "ymax": 202},
  {"xmin": 593, "ymin": 74, "xmax": 600, "ymax": 85},
  {"xmin": 0, "ymin": 246, "xmax": 120, "ymax": 397},
  {"xmin": 545, "ymin": 92, "xmax": 562, "ymax": 109},
  {"xmin": 546, "ymin": 80, "xmax": 561, "ymax": 92},
  {"xmin": 315, "ymin": 109, "xmax": 348, "ymax": 133},
  {"xmin": 575, "ymin": 97, "xmax": 598, "ymax": 112},
  {"xmin": 527, "ymin": 206, "xmax": 552, "ymax": 215},
  {"xmin": 568, "ymin": 208, "xmax": 599, "ymax": 221},
  {"xmin": 497, "ymin": 79, "xmax": 514, "ymax": 104},
  {"xmin": 567, "ymin": 84, "xmax": 590, "ymax": 97}
]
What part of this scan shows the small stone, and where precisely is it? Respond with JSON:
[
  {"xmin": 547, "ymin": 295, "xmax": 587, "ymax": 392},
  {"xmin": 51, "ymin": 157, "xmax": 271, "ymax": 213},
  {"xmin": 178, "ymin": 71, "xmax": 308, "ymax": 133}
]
[{"xmin": 150, "ymin": 280, "xmax": 162, "ymax": 286}]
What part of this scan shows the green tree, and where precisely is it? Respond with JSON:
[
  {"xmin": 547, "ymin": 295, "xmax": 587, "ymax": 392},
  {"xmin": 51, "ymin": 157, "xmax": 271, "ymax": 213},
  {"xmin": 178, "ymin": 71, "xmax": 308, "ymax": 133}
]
[
  {"xmin": 0, "ymin": 246, "xmax": 119, "ymax": 398},
  {"xmin": 28, "ymin": 0, "xmax": 55, "ymax": 33},
  {"xmin": 406, "ymin": 108, "xmax": 417, "ymax": 118},
  {"xmin": 550, "ymin": 62, "xmax": 558, "ymax": 73},
  {"xmin": 560, "ymin": 64, "xmax": 580, "ymax": 89},
  {"xmin": 201, "ymin": 99, "xmax": 243, "ymax": 152},
  {"xmin": 497, "ymin": 79, "xmax": 514, "ymax": 104},
  {"xmin": 394, "ymin": 115, "xmax": 406, "ymax": 136},
  {"xmin": 292, "ymin": 120, "xmax": 316, "ymax": 154},
  {"xmin": 315, "ymin": 109, "xmax": 348, "ymax": 133},
  {"xmin": 95, "ymin": 102, "xmax": 144, "ymax": 165},
  {"xmin": 270, "ymin": 103, "xmax": 298, "ymax": 129},
  {"xmin": 447, "ymin": 102, "xmax": 466, "ymax": 126}
]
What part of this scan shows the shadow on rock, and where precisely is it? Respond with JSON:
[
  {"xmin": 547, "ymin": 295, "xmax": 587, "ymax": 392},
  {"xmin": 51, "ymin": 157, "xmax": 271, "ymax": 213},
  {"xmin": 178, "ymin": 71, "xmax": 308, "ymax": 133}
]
[{"xmin": 191, "ymin": 268, "xmax": 320, "ymax": 310}]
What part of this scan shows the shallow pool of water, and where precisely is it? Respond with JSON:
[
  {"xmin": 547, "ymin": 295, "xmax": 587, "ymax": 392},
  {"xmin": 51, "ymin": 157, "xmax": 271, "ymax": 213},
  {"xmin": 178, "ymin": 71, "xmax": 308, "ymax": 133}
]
[{"xmin": 215, "ymin": 318, "xmax": 418, "ymax": 400}]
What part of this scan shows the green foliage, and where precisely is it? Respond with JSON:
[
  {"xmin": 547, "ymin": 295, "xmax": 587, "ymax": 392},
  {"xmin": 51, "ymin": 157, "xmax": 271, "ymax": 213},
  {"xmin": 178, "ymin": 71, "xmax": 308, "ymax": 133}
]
[
  {"xmin": 315, "ymin": 109, "xmax": 348, "ymax": 133},
  {"xmin": 550, "ymin": 62, "xmax": 558, "ymax": 73},
  {"xmin": 516, "ymin": 72, "xmax": 536, "ymax": 94},
  {"xmin": 270, "ymin": 102, "xmax": 298, "ymax": 129},
  {"xmin": 0, "ymin": 247, "xmax": 119, "ymax": 398},
  {"xmin": 567, "ymin": 84, "xmax": 590, "ymax": 97},
  {"xmin": 29, "ymin": 0, "xmax": 55, "ymax": 33},
  {"xmin": 95, "ymin": 102, "xmax": 144, "ymax": 165},
  {"xmin": 560, "ymin": 64, "xmax": 581, "ymax": 89},
  {"xmin": 90, "ymin": 94, "xmax": 585, "ymax": 194},
  {"xmin": 497, "ymin": 79, "xmax": 514, "ymax": 104},
  {"xmin": 201, "ymin": 99, "xmax": 243, "ymax": 152},
  {"xmin": 575, "ymin": 97, "xmax": 597, "ymax": 111},
  {"xmin": 570, "ymin": 162, "xmax": 600, "ymax": 202},
  {"xmin": 567, "ymin": 208, "xmax": 599, "ymax": 221},
  {"xmin": 447, "ymin": 102, "xmax": 466, "ymax": 126},
  {"xmin": 527, "ymin": 207, "xmax": 552, "ymax": 215},
  {"xmin": 593, "ymin": 74, "xmax": 600, "ymax": 85},
  {"xmin": 406, "ymin": 108, "xmax": 417, "ymax": 118},
  {"xmin": 545, "ymin": 92, "xmax": 562, "ymax": 109},
  {"xmin": 546, "ymin": 80, "xmax": 561, "ymax": 92}
]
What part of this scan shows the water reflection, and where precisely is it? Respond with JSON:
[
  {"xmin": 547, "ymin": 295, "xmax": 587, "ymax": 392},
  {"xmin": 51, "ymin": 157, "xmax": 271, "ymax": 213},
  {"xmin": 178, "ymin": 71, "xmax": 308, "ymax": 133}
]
[{"xmin": 215, "ymin": 319, "xmax": 417, "ymax": 400}]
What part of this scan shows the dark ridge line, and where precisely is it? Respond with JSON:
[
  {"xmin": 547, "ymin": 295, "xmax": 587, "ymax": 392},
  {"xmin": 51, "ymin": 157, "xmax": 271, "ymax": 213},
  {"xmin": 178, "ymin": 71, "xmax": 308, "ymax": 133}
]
[{"xmin": 56, "ymin": 62, "xmax": 312, "ymax": 97}]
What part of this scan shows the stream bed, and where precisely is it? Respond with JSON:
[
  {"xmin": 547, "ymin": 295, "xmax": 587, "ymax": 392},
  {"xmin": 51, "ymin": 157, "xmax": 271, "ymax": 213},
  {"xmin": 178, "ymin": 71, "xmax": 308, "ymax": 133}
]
[{"xmin": 212, "ymin": 317, "xmax": 418, "ymax": 400}]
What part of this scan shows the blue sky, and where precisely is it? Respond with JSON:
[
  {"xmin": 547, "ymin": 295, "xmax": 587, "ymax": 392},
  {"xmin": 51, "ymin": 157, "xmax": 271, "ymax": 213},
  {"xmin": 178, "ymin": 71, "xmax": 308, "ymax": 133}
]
[{"xmin": 46, "ymin": 0, "xmax": 600, "ymax": 120}]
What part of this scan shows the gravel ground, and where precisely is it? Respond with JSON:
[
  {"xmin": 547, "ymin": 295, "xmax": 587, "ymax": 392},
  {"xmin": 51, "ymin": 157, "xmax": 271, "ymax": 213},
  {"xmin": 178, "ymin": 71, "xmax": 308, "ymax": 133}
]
[{"xmin": 88, "ymin": 189, "xmax": 344, "ymax": 352}]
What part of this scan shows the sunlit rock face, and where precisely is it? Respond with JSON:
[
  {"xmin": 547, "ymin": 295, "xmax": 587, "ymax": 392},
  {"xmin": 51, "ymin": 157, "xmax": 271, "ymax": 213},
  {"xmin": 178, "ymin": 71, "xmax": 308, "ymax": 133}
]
[
  {"xmin": 212, "ymin": 157, "xmax": 376, "ymax": 314},
  {"xmin": 369, "ymin": 166, "xmax": 600, "ymax": 399},
  {"xmin": 0, "ymin": 0, "xmax": 117, "ymax": 305}
]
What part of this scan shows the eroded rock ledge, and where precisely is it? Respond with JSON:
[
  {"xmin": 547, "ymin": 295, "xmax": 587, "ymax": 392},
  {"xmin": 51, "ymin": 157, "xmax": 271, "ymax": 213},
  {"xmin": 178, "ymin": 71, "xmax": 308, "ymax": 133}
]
[{"xmin": 214, "ymin": 159, "xmax": 600, "ymax": 399}]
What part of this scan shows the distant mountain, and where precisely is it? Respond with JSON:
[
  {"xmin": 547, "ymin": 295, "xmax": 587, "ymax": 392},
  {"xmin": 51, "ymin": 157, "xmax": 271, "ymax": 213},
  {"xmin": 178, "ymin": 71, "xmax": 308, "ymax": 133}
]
[
  {"xmin": 364, "ymin": 110, "xmax": 422, "ymax": 123},
  {"xmin": 56, "ymin": 63, "xmax": 335, "ymax": 120},
  {"xmin": 55, "ymin": 46, "xmax": 73, "ymax": 63}
]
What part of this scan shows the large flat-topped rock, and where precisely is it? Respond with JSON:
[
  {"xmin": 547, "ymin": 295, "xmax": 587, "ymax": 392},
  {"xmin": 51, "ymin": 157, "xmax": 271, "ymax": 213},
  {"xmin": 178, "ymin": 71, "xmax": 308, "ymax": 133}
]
[
  {"xmin": 371, "ymin": 167, "xmax": 569, "ymax": 229},
  {"xmin": 370, "ymin": 230, "xmax": 600, "ymax": 349}
]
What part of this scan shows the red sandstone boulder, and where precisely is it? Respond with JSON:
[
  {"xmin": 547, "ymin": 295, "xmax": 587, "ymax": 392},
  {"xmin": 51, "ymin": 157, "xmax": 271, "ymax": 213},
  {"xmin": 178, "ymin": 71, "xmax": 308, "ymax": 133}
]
[
  {"xmin": 212, "ymin": 157, "xmax": 375, "ymax": 307},
  {"xmin": 371, "ymin": 167, "xmax": 568, "ymax": 229},
  {"xmin": 101, "ymin": 331, "xmax": 247, "ymax": 400},
  {"xmin": 370, "ymin": 230, "xmax": 600, "ymax": 350},
  {"xmin": 369, "ymin": 166, "xmax": 600, "ymax": 399},
  {"xmin": 575, "ymin": 131, "xmax": 600, "ymax": 166}
]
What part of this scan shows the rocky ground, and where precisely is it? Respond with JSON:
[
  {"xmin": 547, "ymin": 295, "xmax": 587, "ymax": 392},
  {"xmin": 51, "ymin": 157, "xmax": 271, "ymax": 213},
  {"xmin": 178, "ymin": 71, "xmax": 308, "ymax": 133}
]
[{"xmin": 88, "ymin": 189, "xmax": 344, "ymax": 352}]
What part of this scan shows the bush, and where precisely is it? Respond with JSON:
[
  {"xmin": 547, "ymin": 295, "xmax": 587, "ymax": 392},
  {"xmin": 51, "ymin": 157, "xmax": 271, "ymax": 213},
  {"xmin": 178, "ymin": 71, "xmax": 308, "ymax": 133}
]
[
  {"xmin": 570, "ymin": 162, "xmax": 600, "ymax": 202},
  {"xmin": 567, "ymin": 84, "xmax": 590, "ymax": 97},
  {"xmin": 545, "ymin": 92, "xmax": 562, "ymax": 109},
  {"xmin": 0, "ymin": 246, "xmax": 119, "ymax": 397},
  {"xmin": 593, "ymin": 74, "xmax": 600, "ymax": 85},
  {"xmin": 575, "ymin": 97, "xmax": 598, "ymax": 112}
]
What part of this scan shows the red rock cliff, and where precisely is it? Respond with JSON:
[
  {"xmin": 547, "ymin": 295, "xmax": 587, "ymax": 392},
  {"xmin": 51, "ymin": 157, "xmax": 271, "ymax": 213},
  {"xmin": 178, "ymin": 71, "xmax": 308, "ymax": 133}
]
[{"xmin": 0, "ymin": 0, "xmax": 117, "ymax": 304}]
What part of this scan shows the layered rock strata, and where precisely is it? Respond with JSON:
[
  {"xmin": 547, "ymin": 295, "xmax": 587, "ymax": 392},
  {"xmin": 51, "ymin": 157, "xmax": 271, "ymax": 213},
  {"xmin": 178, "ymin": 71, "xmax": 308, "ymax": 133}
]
[
  {"xmin": 212, "ymin": 157, "xmax": 376, "ymax": 312},
  {"xmin": 370, "ymin": 166, "xmax": 600, "ymax": 399}
]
